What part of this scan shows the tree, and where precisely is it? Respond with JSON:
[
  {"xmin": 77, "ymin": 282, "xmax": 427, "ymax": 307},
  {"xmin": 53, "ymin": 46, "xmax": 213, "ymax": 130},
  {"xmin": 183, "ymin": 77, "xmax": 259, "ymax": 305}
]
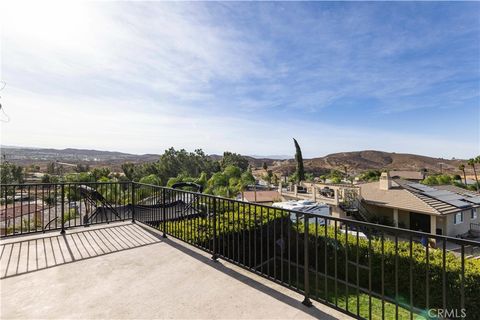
[
  {"xmin": 358, "ymin": 170, "xmax": 381, "ymax": 182},
  {"xmin": 41, "ymin": 174, "xmax": 59, "ymax": 184},
  {"xmin": 157, "ymin": 148, "xmax": 219, "ymax": 183},
  {"xmin": 75, "ymin": 164, "xmax": 90, "ymax": 173},
  {"xmin": 46, "ymin": 162, "xmax": 56, "ymax": 175},
  {"xmin": 342, "ymin": 165, "xmax": 348, "ymax": 178},
  {"xmin": 293, "ymin": 138, "xmax": 305, "ymax": 182},
  {"xmin": 274, "ymin": 174, "xmax": 280, "ymax": 186},
  {"xmin": 139, "ymin": 174, "xmax": 162, "ymax": 186},
  {"xmin": 468, "ymin": 158, "xmax": 479, "ymax": 191},
  {"xmin": 0, "ymin": 161, "xmax": 24, "ymax": 184},
  {"xmin": 196, "ymin": 172, "xmax": 208, "ymax": 188},
  {"xmin": 459, "ymin": 164, "xmax": 467, "ymax": 185},
  {"xmin": 331, "ymin": 176, "xmax": 341, "ymax": 184},
  {"xmin": 221, "ymin": 152, "xmax": 249, "ymax": 171},
  {"xmin": 121, "ymin": 162, "xmax": 136, "ymax": 181},
  {"xmin": 90, "ymin": 168, "xmax": 111, "ymax": 181},
  {"xmin": 223, "ymin": 165, "xmax": 242, "ymax": 179},
  {"xmin": 262, "ymin": 162, "xmax": 268, "ymax": 171},
  {"xmin": 263, "ymin": 170, "xmax": 274, "ymax": 184}
]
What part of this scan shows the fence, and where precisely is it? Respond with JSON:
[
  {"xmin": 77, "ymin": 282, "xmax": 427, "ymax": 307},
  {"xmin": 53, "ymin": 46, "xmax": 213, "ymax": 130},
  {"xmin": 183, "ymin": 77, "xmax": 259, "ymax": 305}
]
[{"xmin": 1, "ymin": 181, "xmax": 479, "ymax": 320}]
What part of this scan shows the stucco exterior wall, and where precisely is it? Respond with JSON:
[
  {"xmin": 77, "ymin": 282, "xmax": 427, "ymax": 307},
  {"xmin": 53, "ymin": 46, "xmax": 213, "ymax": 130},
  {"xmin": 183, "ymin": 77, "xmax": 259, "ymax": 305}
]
[{"xmin": 445, "ymin": 209, "xmax": 478, "ymax": 237}]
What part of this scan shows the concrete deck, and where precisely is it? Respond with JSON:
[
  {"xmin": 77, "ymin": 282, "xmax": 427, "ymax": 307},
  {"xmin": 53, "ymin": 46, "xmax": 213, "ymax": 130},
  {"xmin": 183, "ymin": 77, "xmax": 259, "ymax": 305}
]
[{"xmin": 0, "ymin": 222, "xmax": 352, "ymax": 319}]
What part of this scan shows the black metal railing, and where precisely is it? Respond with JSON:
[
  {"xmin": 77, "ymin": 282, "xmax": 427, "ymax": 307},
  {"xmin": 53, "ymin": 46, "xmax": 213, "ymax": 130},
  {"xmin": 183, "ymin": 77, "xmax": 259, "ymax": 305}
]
[
  {"xmin": 1, "ymin": 182, "xmax": 133, "ymax": 236},
  {"xmin": 1, "ymin": 181, "xmax": 479, "ymax": 320}
]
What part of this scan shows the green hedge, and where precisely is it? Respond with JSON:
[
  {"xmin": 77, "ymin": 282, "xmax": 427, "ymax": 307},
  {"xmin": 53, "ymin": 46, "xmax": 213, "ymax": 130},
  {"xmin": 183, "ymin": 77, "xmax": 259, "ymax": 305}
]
[
  {"xmin": 156, "ymin": 205, "xmax": 480, "ymax": 319},
  {"xmin": 301, "ymin": 223, "xmax": 480, "ymax": 319}
]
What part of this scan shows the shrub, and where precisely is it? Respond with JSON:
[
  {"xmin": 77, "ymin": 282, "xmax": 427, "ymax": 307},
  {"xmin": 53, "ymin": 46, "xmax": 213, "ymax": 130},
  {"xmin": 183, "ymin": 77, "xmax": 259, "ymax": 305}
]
[{"xmin": 156, "ymin": 209, "xmax": 480, "ymax": 319}]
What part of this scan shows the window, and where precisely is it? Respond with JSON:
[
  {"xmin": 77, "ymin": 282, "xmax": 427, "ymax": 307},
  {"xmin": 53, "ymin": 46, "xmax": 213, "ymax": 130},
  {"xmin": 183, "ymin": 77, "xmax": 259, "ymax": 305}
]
[
  {"xmin": 472, "ymin": 208, "xmax": 478, "ymax": 220},
  {"xmin": 454, "ymin": 212, "xmax": 464, "ymax": 225}
]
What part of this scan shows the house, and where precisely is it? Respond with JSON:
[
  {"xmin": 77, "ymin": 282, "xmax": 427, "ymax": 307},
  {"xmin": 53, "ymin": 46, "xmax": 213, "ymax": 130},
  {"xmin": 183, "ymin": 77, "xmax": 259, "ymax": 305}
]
[
  {"xmin": 359, "ymin": 172, "xmax": 480, "ymax": 237},
  {"xmin": 239, "ymin": 190, "xmax": 282, "ymax": 205},
  {"xmin": 0, "ymin": 203, "xmax": 45, "ymax": 236}
]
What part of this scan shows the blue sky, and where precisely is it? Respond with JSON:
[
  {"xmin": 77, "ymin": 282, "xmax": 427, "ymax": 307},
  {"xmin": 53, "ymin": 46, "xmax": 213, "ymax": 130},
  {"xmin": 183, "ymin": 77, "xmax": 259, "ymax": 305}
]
[{"xmin": 1, "ymin": 1, "xmax": 479, "ymax": 158}]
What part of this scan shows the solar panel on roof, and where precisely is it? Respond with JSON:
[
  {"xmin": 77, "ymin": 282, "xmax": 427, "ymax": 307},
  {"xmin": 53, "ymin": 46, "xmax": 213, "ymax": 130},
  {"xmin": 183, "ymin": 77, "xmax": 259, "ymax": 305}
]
[
  {"xmin": 424, "ymin": 190, "xmax": 455, "ymax": 198},
  {"xmin": 438, "ymin": 194, "xmax": 466, "ymax": 201},
  {"xmin": 464, "ymin": 196, "xmax": 480, "ymax": 205},
  {"xmin": 443, "ymin": 199, "xmax": 471, "ymax": 208},
  {"xmin": 407, "ymin": 183, "xmax": 436, "ymax": 192},
  {"xmin": 407, "ymin": 183, "xmax": 473, "ymax": 208}
]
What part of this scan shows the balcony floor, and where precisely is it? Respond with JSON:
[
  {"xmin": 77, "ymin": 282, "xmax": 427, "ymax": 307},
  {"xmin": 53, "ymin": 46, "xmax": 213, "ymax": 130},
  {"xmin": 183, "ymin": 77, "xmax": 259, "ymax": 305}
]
[{"xmin": 1, "ymin": 222, "xmax": 351, "ymax": 319}]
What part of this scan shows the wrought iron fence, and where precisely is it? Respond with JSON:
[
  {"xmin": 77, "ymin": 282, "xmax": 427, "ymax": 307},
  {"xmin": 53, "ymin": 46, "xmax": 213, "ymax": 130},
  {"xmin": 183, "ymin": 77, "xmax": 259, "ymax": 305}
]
[
  {"xmin": 1, "ymin": 182, "xmax": 132, "ymax": 236},
  {"xmin": 1, "ymin": 181, "xmax": 479, "ymax": 320}
]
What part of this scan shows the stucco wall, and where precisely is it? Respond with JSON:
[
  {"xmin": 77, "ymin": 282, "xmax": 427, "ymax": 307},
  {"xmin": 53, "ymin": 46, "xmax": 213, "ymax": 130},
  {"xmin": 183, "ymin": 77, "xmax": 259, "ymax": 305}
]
[{"xmin": 445, "ymin": 209, "xmax": 478, "ymax": 237}]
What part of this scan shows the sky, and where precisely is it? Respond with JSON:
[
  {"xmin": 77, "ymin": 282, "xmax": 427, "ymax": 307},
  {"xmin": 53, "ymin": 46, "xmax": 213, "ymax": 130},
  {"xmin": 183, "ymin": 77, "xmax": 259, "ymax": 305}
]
[{"xmin": 0, "ymin": 1, "xmax": 479, "ymax": 159}]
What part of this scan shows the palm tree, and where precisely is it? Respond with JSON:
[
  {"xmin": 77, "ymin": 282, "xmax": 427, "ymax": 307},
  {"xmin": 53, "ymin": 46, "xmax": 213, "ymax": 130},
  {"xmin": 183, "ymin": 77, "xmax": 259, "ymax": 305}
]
[
  {"xmin": 459, "ymin": 164, "xmax": 467, "ymax": 185},
  {"xmin": 468, "ymin": 158, "xmax": 479, "ymax": 192}
]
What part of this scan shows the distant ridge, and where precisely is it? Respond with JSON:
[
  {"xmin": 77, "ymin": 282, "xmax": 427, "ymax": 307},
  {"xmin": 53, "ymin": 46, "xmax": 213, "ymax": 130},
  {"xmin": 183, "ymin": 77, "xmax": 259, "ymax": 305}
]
[
  {"xmin": 0, "ymin": 146, "xmax": 467, "ymax": 174},
  {"xmin": 271, "ymin": 150, "xmax": 466, "ymax": 176}
]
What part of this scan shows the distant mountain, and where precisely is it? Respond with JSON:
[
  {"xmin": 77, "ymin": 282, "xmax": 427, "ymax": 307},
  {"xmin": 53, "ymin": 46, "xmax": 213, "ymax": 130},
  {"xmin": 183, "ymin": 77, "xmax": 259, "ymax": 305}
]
[
  {"xmin": 1, "ymin": 146, "xmax": 466, "ymax": 176},
  {"xmin": 248, "ymin": 155, "xmax": 291, "ymax": 160},
  {"xmin": 271, "ymin": 150, "xmax": 466, "ymax": 176},
  {"xmin": 0, "ymin": 146, "xmax": 158, "ymax": 170}
]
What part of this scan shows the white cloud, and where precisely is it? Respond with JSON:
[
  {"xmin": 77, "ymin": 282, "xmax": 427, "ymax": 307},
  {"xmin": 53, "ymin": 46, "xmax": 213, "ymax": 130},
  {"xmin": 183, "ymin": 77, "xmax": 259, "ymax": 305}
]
[
  {"xmin": 2, "ymin": 87, "xmax": 477, "ymax": 159},
  {"xmin": 0, "ymin": 1, "xmax": 478, "ymax": 159}
]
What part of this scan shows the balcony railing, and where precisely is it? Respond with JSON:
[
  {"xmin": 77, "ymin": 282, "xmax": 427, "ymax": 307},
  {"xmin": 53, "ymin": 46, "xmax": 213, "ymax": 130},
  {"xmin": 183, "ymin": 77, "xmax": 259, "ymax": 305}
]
[{"xmin": 1, "ymin": 182, "xmax": 479, "ymax": 320}]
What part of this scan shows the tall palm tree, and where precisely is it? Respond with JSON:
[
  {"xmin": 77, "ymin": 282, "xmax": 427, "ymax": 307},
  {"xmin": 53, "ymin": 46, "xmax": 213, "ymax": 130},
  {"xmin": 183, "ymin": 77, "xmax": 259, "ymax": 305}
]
[
  {"xmin": 468, "ymin": 158, "xmax": 479, "ymax": 192},
  {"xmin": 459, "ymin": 164, "xmax": 467, "ymax": 185}
]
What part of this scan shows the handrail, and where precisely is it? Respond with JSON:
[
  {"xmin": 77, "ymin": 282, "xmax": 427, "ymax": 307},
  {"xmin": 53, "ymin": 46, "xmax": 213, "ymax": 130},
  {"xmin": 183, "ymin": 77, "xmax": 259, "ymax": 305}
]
[
  {"xmin": 2, "ymin": 181, "xmax": 479, "ymax": 320},
  {"xmin": 133, "ymin": 182, "xmax": 480, "ymax": 246}
]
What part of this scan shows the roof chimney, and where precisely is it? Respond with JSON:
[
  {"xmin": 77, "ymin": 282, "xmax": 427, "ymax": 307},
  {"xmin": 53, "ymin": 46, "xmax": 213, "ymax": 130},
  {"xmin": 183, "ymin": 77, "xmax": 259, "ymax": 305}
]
[{"xmin": 379, "ymin": 171, "xmax": 392, "ymax": 190}]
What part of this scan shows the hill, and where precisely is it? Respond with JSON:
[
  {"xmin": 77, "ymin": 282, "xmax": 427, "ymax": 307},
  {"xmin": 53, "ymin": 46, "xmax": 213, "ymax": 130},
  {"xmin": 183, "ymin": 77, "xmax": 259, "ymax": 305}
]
[
  {"xmin": 271, "ymin": 150, "xmax": 465, "ymax": 176},
  {"xmin": 1, "ymin": 147, "xmax": 467, "ymax": 176}
]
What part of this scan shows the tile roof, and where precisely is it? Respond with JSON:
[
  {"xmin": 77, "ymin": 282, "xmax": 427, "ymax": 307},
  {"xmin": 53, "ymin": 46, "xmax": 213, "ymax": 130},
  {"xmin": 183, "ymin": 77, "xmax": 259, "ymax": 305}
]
[
  {"xmin": 393, "ymin": 179, "xmax": 480, "ymax": 215},
  {"xmin": 360, "ymin": 181, "xmax": 438, "ymax": 215},
  {"xmin": 389, "ymin": 171, "xmax": 425, "ymax": 180},
  {"xmin": 0, "ymin": 203, "xmax": 45, "ymax": 221}
]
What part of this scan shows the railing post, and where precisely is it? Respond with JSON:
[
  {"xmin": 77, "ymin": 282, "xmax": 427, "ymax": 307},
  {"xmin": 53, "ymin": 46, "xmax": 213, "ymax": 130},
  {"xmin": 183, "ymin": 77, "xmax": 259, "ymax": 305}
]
[
  {"xmin": 60, "ymin": 184, "xmax": 65, "ymax": 235},
  {"xmin": 302, "ymin": 214, "xmax": 312, "ymax": 307},
  {"xmin": 162, "ymin": 188, "xmax": 167, "ymax": 238},
  {"xmin": 131, "ymin": 182, "xmax": 136, "ymax": 223},
  {"xmin": 211, "ymin": 197, "xmax": 218, "ymax": 261}
]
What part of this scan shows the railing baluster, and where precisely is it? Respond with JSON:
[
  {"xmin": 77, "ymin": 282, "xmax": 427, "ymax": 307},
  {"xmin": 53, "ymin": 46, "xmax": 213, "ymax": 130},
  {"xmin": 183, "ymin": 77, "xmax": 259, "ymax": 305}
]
[
  {"xmin": 409, "ymin": 235, "xmax": 413, "ymax": 320},
  {"xmin": 345, "ymin": 223, "xmax": 349, "ymax": 313},
  {"xmin": 162, "ymin": 188, "xmax": 167, "ymax": 238},
  {"xmin": 2, "ymin": 182, "xmax": 479, "ymax": 320},
  {"xmin": 381, "ymin": 232, "xmax": 385, "ymax": 319},
  {"xmin": 211, "ymin": 197, "xmax": 217, "ymax": 261},
  {"xmin": 324, "ymin": 218, "xmax": 328, "ymax": 304},
  {"xmin": 368, "ymin": 231, "xmax": 372, "ymax": 320},
  {"xmin": 60, "ymin": 184, "xmax": 65, "ymax": 234},
  {"xmin": 315, "ymin": 217, "xmax": 318, "ymax": 301},
  {"xmin": 426, "ymin": 237, "xmax": 430, "ymax": 311},
  {"xmin": 302, "ymin": 214, "xmax": 312, "ymax": 307},
  {"xmin": 395, "ymin": 234, "xmax": 399, "ymax": 319},
  {"xmin": 461, "ymin": 244, "xmax": 465, "ymax": 313},
  {"xmin": 334, "ymin": 220, "xmax": 338, "ymax": 307}
]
